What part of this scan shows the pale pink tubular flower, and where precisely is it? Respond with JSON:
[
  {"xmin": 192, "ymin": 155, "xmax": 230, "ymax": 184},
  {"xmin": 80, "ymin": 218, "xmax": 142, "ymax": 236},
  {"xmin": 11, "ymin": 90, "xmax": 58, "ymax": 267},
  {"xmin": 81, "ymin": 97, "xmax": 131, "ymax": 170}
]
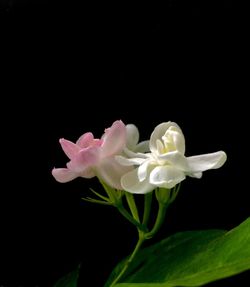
[{"xmin": 52, "ymin": 120, "xmax": 131, "ymax": 189}]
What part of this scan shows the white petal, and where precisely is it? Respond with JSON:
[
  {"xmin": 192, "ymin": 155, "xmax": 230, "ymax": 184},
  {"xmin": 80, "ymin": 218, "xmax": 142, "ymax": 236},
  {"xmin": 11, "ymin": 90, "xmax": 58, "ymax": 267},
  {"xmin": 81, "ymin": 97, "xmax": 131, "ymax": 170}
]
[
  {"xmin": 156, "ymin": 139, "xmax": 165, "ymax": 154},
  {"xmin": 138, "ymin": 159, "xmax": 152, "ymax": 182},
  {"xmin": 126, "ymin": 124, "xmax": 139, "ymax": 150},
  {"xmin": 134, "ymin": 140, "xmax": 150, "ymax": 153},
  {"xmin": 186, "ymin": 151, "xmax": 227, "ymax": 173},
  {"xmin": 163, "ymin": 126, "xmax": 185, "ymax": 154},
  {"xmin": 150, "ymin": 122, "xmax": 181, "ymax": 153},
  {"xmin": 188, "ymin": 172, "xmax": 202, "ymax": 178},
  {"xmin": 158, "ymin": 151, "xmax": 189, "ymax": 170},
  {"xmin": 123, "ymin": 147, "xmax": 148, "ymax": 159},
  {"xmin": 115, "ymin": 155, "xmax": 145, "ymax": 166},
  {"xmin": 97, "ymin": 158, "xmax": 132, "ymax": 190},
  {"xmin": 149, "ymin": 165, "xmax": 186, "ymax": 189},
  {"xmin": 121, "ymin": 168, "xmax": 155, "ymax": 194}
]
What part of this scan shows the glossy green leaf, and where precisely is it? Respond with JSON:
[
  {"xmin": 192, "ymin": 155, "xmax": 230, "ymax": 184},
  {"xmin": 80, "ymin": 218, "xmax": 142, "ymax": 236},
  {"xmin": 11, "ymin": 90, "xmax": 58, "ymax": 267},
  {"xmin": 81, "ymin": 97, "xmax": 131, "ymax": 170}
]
[
  {"xmin": 53, "ymin": 266, "xmax": 79, "ymax": 287},
  {"xmin": 106, "ymin": 217, "xmax": 250, "ymax": 286}
]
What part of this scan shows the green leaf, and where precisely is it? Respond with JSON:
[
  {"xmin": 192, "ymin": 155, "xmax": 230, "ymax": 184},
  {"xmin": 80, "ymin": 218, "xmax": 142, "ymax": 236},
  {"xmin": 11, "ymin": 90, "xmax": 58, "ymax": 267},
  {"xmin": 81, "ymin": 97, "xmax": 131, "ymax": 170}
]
[
  {"xmin": 106, "ymin": 217, "xmax": 250, "ymax": 287},
  {"xmin": 53, "ymin": 266, "xmax": 80, "ymax": 287}
]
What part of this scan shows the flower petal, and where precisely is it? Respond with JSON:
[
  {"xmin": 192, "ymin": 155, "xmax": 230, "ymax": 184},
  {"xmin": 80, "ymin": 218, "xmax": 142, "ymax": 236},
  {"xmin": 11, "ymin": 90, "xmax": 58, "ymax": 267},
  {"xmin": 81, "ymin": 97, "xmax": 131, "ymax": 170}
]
[
  {"xmin": 158, "ymin": 151, "xmax": 189, "ymax": 171},
  {"xmin": 163, "ymin": 126, "xmax": 185, "ymax": 154},
  {"xmin": 149, "ymin": 165, "xmax": 186, "ymax": 189},
  {"xmin": 115, "ymin": 155, "xmax": 145, "ymax": 166},
  {"xmin": 150, "ymin": 122, "xmax": 181, "ymax": 153},
  {"xmin": 134, "ymin": 140, "xmax": 150, "ymax": 153},
  {"xmin": 186, "ymin": 151, "xmax": 227, "ymax": 173},
  {"xmin": 97, "ymin": 158, "xmax": 132, "ymax": 189},
  {"xmin": 67, "ymin": 147, "xmax": 100, "ymax": 172},
  {"xmin": 76, "ymin": 132, "xmax": 94, "ymax": 148},
  {"xmin": 126, "ymin": 124, "xmax": 139, "ymax": 150},
  {"xmin": 123, "ymin": 147, "xmax": 148, "ymax": 159},
  {"xmin": 59, "ymin": 138, "xmax": 80, "ymax": 159},
  {"xmin": 101, "ymin": 120, "xmax": 126, "ymax": 157},
  {"xmin": 121, "ymin": 168, "xmax": 155, "ymax": 194},
  {"xmin": 138, "ymin": 159, "xmax": 152, "ymax": 182},
  {"xmin": 80, "ymin": 167, "xmax": 95, "ymax": 178},
  {"xmin": 52, "ymin": 168, "xmax": 77, "ymax": 183},
  {"xmin": 156, "ymin": 139, "xmax": 165, "ymax": 154},
  {"xmin": 188, "ymin": 172, "xmax": 202, "ymax": 178}
]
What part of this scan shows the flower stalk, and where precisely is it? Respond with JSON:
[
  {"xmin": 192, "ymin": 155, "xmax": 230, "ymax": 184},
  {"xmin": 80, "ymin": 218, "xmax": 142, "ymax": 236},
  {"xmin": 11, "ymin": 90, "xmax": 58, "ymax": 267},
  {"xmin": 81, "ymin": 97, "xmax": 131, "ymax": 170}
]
[
  {"xmin": 125, "ymin": 193, "xmax": 140, "ymax": 222},
  {"xmin": 110, "ymin": 232, "xmax": 145, "ymax": 287},
  {"xmin": 142, "ymin": 192, "xmax": 153, "ymax": 226}
]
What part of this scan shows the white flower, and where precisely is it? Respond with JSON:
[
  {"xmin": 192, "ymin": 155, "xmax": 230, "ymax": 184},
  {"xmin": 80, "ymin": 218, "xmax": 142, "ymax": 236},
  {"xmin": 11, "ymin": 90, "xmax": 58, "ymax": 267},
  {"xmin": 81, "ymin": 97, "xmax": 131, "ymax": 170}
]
[
  {"xmin": 117, "ymin": 122, "xmax": 227, "ymax": 194},
  {"xmin": 125, "ymin": 124, "xmax": 150, "ymax": 154}
]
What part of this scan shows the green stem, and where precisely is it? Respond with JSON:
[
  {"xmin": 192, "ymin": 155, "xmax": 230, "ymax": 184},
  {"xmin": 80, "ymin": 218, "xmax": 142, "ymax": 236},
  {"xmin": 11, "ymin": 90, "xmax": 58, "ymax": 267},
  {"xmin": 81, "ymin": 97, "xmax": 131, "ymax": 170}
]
[
  {"xmin": 110, "ymin": 233, "xmax": 145, "ymax": 286},
  {"xmin": 125, "ymin": 193, "xmax": 140, "ymax": 222},
  {"xmin": 117, "ymin": 205, "xmax": 147, "ymax": 232},
  {"xmin": 171, "ymin": 183, "xmax": 181, "ymax": 202},
  {"xmin": 145, "ymin": 201, "xmax": 169, "ymax": 239},
  {"xmin": 142, "ymin": 192, "xmax": 153, "ymax": 226},
  {"xmin": 101, "ymin": 182, "xmax": 116, "ymax": 203},
  {"xmin": 98, "ymin": 179, "xmax": 146, "ymax": 231}
]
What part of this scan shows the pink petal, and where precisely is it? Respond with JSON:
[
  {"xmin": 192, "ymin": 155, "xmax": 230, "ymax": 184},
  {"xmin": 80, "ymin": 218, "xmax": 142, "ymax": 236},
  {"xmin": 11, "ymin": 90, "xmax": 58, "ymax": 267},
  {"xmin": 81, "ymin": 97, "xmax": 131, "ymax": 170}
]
[
  {"xmin": 80, "ymin": 167, "xmax": 96, "ymax": 178},
  {"xmin": 67, "ymin": 146, "xmax": 100, "ymax": 173},
  {"xmin": 76, "ymin": 132, "xmax": 94, "ymax": 148},
  {"xmin": 101, "ymin": 120, "xmax": 126, "ymax": 157},
  {"xmin": 59, "ymin": 138, "xmax": 80, "ymax": 159},
  {"xmin": 52, "ymin": 168, "xmax": 77, "ymax": 183},
  {"xmin": 92, "ymin": 139, "xmax": 103, "ymax": 146}
]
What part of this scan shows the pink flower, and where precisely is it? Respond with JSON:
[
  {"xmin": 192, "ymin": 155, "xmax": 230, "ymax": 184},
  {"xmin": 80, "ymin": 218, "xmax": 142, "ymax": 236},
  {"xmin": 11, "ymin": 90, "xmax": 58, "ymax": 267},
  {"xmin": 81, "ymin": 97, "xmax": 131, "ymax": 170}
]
[{"xmin": 52, "ymin": 120, "xmax": 131, "ymax": 189}]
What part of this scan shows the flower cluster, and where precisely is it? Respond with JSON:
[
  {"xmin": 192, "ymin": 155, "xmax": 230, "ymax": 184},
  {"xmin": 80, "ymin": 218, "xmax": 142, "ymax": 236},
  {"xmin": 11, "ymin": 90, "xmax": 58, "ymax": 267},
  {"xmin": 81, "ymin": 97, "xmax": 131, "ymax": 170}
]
[
  {"xmin": 52, "ymin": 120, "xmax": 227, "ymax": 194},
  {"xmin": 52, "ymin": 120, "xmax": 228, "ymax": 286}
]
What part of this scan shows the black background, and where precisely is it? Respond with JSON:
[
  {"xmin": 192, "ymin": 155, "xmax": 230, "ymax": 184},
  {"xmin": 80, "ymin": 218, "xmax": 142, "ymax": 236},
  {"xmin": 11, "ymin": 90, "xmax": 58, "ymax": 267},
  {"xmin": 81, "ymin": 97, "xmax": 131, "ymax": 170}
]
[{"xmin": 0, "ymin": 0, "xmax": 249, "ymax": 286}]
